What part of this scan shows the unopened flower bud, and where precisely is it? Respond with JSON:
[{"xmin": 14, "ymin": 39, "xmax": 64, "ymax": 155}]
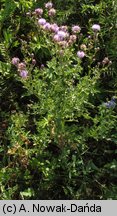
[
  {"xmin": 59, "ymin": 50, "xmax": 64, "ymax": 56},
  {"xmin": 109, "ymin": 61, "xmax": 112, "ymax": 65},
  {"xmin": 80, "ymin": 44, "xmax": 87, "ymax": 51},
  {"xmin": 102, "ymin": 57, "xmax": 109, "ymax": 65},
  {"xmin": 35, "ymin": 8, "xmax": 43, "ymax": 16},
  {"xmin": 95, "ymin": 47, "xmax": 100, "ymax": 51},
  {"xmin": 48, "ymin": 8, "xmax": 56, "ymax": 16},
  {"xmin": 69, "ymin": 34, "xmax": 77, "ymax": 43},
  {"xmin": 58, "ymin": 41, "xmax": 68, "ymax": 48},
  {"xmin": 32, "ymin": 59, "xmax": 36, "ymax": 65},
  {"xmin": 18, "ymin": 62, "xmax": 26, "ymax": 70},
  {"xmin": 60, "ymin": 26, "xmax": 68, "ymax": 32},
  {"xmin": 26, "ymin": 12, "xmax": 31, "ymax": 16},
  {"xmin": 30, "ymin": 53, "xmax": 34, "ymax": 58}
]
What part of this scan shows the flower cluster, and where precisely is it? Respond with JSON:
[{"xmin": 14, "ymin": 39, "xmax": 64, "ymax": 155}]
[
  {"xmin": 37, "ymin": 11, "xmax": 81, "ymax": 51},
  {"xmin": 23, "ymin": 1, "xmax": 102, "ymax": 73},
  {"xmin": 33, "ymin": 2, "xmax": 101, "ymax": 59},
  {"xmin": 11, "ymin": 57, "xmax": 28, "ymax": 78},
  {"xmin": 32, "ymin": 2, "xmax": 56, "ymax": 18},
  {"xmin": 45, "ymin": 2, "xmax": 56, "ymax": 16}
]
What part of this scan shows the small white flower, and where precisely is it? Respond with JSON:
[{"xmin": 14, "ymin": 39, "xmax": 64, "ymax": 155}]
[{"xmin": 92, "ymin": 24, "xmax": 101, "ymax": 31}]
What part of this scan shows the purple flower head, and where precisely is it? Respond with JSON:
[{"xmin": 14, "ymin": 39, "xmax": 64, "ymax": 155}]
[
  {"xmin": 72, "ymin": 25, "xmax": 81, "ymax": 33},
  {"xmin": 92, "ymin": 24, "xmax": 100, "ymax": 31},
  {"xmin": 57, "ymin": 30, "xmax": 67, "ymax": 40},
  {"xmin": 43, "ymin": 22, "xmax": 51, "ymax": 31},
  {"xmin": 50, "ymin": 23, "xmax": 59, "ymax": 33},
  {"xmin": 38, "ymin": 18, "xmax": 46, "ymax": 26},
  {"xmin": 35, "ymin": 8, "xmax": 43, "ymax": 16},
  {"xmin": 77, "ymin": 51, "xmax": 85, "ymax": 59},
  {"xmin": 11, "ymin": 57, "xmax": 20, "ymax": 66},
  {"xmin": 45, "ymin": 2, "xmax": 53, "ymax": 9},
  {"xmin": 53, "ymin": 34, "xmax": 61, "ymax": 42},
  {"xmin": 53, "ymin": 32, "xmax": 68, "ymax": 43},
  {"xmin": 48, "ymin": 8, "xmax": 56, "ymax": 16},
  {"xmin": 18, "ymin": 62, "xmax": 26, "ymax": 70},
  {"xmin": 19, "ymin": 70, "xmax": 28, "ymax": 78}
]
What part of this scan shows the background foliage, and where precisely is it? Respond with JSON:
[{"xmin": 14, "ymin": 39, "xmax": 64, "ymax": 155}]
[{"xmin": 0, "ymin": 0, "xmax": 117, "ymax": 199}]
